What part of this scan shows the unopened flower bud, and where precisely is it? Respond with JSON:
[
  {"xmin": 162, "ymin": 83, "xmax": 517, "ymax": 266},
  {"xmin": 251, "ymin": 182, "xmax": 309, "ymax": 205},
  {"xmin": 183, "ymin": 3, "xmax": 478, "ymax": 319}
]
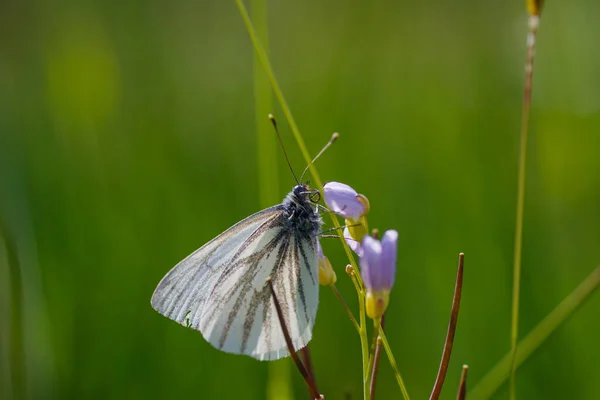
[{"xmin": 316, "ymin": 240, "xmax": 336, "ymax": 285}]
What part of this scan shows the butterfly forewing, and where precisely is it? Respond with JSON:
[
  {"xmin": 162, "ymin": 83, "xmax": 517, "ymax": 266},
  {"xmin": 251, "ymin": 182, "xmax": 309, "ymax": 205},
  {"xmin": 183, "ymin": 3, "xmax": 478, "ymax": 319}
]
[{"xmin": 151, "ymin": 205, "xmax": 319, "ymax": 361}]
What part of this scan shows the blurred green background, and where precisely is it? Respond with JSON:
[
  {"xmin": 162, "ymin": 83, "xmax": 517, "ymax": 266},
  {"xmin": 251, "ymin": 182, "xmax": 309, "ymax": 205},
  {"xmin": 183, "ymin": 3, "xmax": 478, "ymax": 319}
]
[{"xmin": 1, "ymin": 0, "xmax": 599, "ymax": 399}]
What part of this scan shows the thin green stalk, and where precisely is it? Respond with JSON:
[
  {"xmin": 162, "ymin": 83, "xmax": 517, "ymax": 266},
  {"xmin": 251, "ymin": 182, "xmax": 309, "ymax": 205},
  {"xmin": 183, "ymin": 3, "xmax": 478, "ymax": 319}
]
[
  {"xmin": 346, "ymin": 266, "xmax": 370, "ymax": 400},
  {"xmin": 249, "ymin": 1, "xmax": 293, "ymax": 398},
  {"xmin": 234, "ymin": 0, "xmax": 363, "ymax": 290},
  {"xmin": 366, "ymin": 321, "xmax": 380, "ymax": 382},
  {"xmin": 235, "ymin": 4, "xmax": 379, "ymax": 399},
  {"xmin": 359, "ymin": 290, "xmax": 369, "ymax": 400},
  {"xmin": 252, "ymin": 0, "xmax": 278, "ymax": 208},
  {"xmin": 378, "ymin": 328, "xmax": 410, "ymax": 400},
  {"xmin": 509, "ymin": 11, "xmax": 541, "ymax": 399},
  {"xmin": 330, "ymin": 284, "xmax": 360, "ymax": 332},
  {"xmin": 472, "ymin": 266, "xmax": 600, "ymax": 400}
]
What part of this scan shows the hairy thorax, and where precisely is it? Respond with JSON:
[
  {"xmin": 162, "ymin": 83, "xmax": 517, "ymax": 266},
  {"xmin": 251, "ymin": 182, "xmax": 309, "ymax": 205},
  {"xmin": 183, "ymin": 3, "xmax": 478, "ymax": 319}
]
[{"xmin": 281, "ymin": 185, "xmax": 322, "ymax": 238}]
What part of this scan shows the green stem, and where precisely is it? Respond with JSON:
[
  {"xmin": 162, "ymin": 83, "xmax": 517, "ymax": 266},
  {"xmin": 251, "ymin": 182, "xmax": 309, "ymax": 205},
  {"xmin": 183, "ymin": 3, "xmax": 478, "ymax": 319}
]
[
  {"xmin": 234, "ymin": 0, "xmax": 364, "ymax": 290},
  {"xmin": 378, "ymin": 328, "xmax": 410, "ymax": 400},
  {"xmin": 251, "ymin": 0, "xmax": 277, "ymax": 208},
  {"xmin": 472, "ymin": 266, "xmax": 600, "ymax": 400},
  {"xmin": 330, "ymin": 284, "xmax": 360, "ymax": 332},
  {"xmin": 366, "ymin": 320, "xmax": 380, "ymax": 383},
  {"xmin": 358, "ymin": 289, "xmax": 370, "ymax": 400},
  {"xmin": 509, "ymin": 14, "xmax": 540, "ymax": 399}
]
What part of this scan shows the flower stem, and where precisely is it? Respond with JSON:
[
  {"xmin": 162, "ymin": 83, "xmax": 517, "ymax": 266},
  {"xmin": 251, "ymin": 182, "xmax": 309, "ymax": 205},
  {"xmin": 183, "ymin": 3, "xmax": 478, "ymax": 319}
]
[
  {"xmin": 366, "ymin": 320, "xmax": 380, "ymax": 382},
  {"xmin": 471, "ymin": 266, "xmax": 600, "ymax": 400},
  {"xmin": 359, "ymin": 289, "xmax": 369, "ymax": 400},
  {"xmin": 370, "ymin": 336, "xmax": 383, "ymax": 400},
  {"xmin": 330, "ymin": 284, "xmax": 360, "ymax": 332},
  {"xmin": 368, "ymin": 316, "xmax": 385, "ymax": 400},
  {"xmin": 509, "ymin": 11, "xmax": 541, "ymax": 399},
  {"xmin": 378, "ymin": 328, "xmax": 410, "ymax": 400}
]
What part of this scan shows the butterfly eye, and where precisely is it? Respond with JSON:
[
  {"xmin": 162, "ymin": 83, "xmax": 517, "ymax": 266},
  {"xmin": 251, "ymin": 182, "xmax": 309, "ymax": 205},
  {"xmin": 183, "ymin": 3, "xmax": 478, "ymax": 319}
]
[{"xmin": 309, "ymin": 190, "xmax": 321, "ymax": 203}]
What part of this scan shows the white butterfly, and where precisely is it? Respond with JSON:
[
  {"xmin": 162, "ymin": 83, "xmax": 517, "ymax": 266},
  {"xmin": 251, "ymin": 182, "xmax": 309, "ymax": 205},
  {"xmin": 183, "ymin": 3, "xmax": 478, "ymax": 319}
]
[{"xmin": 151, "ymin": 184, "xmax": 323, "ymax": 361}]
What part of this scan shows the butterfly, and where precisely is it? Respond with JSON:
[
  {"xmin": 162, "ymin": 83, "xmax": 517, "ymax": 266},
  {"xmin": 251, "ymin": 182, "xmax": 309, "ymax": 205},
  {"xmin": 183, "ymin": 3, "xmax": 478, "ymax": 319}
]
[{"xmin": 151, "ymin": 182, "xmax": 325, "ymax": 361}]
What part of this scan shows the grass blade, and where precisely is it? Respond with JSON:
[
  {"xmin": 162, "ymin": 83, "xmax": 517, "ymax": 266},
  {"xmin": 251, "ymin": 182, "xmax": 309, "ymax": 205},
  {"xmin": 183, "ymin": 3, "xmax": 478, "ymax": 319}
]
[{"xmin": 472, "ymin": 266, "xmax": 600, "ymax": 399}]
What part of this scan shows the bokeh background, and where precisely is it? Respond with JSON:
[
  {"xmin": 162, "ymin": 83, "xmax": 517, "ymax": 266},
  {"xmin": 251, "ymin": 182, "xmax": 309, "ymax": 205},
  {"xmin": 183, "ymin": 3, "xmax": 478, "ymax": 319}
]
[{"xmin": 1, "ymin": 1, "xmax": 599, "ymax": 399}]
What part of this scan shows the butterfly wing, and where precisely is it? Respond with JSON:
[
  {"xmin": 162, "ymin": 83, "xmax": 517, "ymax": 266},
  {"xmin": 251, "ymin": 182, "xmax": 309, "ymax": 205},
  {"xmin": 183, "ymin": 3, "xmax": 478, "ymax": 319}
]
[{"xmin": 151, "ymin": 206, "xmax": 319, "ymax": 361}]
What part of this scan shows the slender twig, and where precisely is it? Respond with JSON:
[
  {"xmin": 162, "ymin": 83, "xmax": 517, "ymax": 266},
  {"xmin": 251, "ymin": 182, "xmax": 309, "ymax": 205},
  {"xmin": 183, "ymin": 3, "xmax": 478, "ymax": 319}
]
[
  {"xmin": 509, "ymin": 4, "xmax": 542, "ymax": 398},
  {"xmin": 369, "ymin": 316, "xmax": 385, "ymax": 399},
  {"xmin": 331, "ymin": 284, "xmax": 360, "ymax": 332},
  {"xmin": 457, "ymin": 365, "xmax": 468, "ymax": 400},
  {"xmin": 267, "ymin": 278, "xmax": 322, "ymax": 400},
  {"xmin": 471, "ymin": 266, "xmax": 600, "ymax": 399},
  {"xmin": 377, "ymin": 328, "xmax": 410, "ymax": 400},
  {"xmin": 429, "ymin": 253, "xmax": 465, "ymax": 400},
  {"xmin": 300, "ymin": 346, "xmax": 317, "ymax": 395}
]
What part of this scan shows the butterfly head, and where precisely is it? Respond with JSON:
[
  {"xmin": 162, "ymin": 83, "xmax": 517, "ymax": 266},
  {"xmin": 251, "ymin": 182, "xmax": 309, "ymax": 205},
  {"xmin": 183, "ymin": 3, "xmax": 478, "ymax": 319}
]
[{"xmin": 292, "ymin": 184, "xmax": 321, "ymax": 204}]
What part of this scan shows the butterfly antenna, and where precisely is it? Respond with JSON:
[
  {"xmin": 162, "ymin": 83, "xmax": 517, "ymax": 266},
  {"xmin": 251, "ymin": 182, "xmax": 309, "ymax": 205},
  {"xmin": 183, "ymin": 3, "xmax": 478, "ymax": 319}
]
[
  {"xmin": 269, "ymin": 114, "xmax": 299, "ymax": 185},
  {"xmin": 300, "ymin": 132, "xmax": 339, "ymax": 183}
]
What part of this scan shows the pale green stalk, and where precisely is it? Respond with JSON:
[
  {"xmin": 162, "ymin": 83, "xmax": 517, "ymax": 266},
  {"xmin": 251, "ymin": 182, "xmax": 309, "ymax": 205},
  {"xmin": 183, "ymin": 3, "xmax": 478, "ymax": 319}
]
[
  {"xmin": 330, "ymin": 284, "xmax": 360, "ymax": 332},
  {"xmin": 472, "ymin": 266, "xmax": 600, "ymax": 400},
  {"xmin": 252, "ymin": 0, "xmax": 278, "ymax": 208},
  {"xmin": 249, "ymin": 1, "xmax": 292, "ymax": 398},
  {"xmin": 378, "ymin": 328, "xmax": 410, "ymax": 400},
  {"xmin": 234, "ymin": 1, "xmax": 372, "ymax": 398},
  {"xmin": 509, "ymin": 11, "xmax": 541, "ymax": 399},
  {"xmin": 359, "ymin": 290, "xmax": 369, "ymax": 399},
  {"xmin": 234, "ymin": 0, "xmax": 363, "ymax": 289}
]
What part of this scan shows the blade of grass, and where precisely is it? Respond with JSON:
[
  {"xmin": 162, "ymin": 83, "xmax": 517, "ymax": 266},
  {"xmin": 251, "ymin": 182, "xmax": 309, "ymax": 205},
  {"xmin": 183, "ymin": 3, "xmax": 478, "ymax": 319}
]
[
  {"xmin": 509, "ymin": 4, "xmax": 542, "ymax": 398},
  {"xmin": 472, "ymin": 266, "xmax": 600, "ymax": 400},
  {"xmin": 234, "ymin": 4, "xmax": 372, "ymax": 399},
  {"xmin": 234, "ymin": 0, "xmax": 363, "ymax": 289},
  {"xmin": 252, "ymin": 0, "xmax": 278, "ymax": 208},
  {"xmin": 249, "ymin": 1, "xmax": 293, "ymax": 398}
]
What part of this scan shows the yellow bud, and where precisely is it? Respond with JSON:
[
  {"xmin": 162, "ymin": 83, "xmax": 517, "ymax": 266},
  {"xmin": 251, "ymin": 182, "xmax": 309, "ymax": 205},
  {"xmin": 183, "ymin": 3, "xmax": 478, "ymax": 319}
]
[
  {"xmin": 366, "ymin": 290, "xmax": 390, "ymax": 319},
  {"xmin": 318, "ymin": 256, "xmax": 337, "ymax": 286}
]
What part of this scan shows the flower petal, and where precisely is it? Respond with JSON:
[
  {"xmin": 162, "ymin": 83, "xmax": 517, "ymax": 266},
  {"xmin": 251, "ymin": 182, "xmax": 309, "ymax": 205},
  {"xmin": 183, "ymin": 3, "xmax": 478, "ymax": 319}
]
[
  {"xmin": 380, "ymin": 230, "xmax": 398, "ymax": 289},
  {"xmin": 360, "ymin": 235, "xmax": 382, "ymax": 291},
  {"xmin": 344, "ymin": 226, "xmax": 362, "ymax": 255},
  {"xmin": 324, "ymin": 182, "xmax": 365, "ymax": 219}
]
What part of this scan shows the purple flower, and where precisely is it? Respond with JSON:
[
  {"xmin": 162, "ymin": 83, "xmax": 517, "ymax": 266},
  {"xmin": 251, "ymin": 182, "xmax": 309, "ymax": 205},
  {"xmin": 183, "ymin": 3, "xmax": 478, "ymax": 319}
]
[
  {"xmin": 359, "ymin": 230, "xmax": 398, "ymax": 319},
  {"xmin": 323, "ymin": 182, "xmax": 366, "ymax": 219},
  {"xmin": 360, "ymin": 230, "xmax": 398, "ymax": 291}
]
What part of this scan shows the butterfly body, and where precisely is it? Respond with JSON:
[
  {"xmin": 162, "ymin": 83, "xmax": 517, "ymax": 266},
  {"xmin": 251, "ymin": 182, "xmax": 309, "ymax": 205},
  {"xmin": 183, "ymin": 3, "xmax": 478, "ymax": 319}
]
[{"xmin": 151, "ymin": 184, "xmax": 322, "ymax": 360}]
